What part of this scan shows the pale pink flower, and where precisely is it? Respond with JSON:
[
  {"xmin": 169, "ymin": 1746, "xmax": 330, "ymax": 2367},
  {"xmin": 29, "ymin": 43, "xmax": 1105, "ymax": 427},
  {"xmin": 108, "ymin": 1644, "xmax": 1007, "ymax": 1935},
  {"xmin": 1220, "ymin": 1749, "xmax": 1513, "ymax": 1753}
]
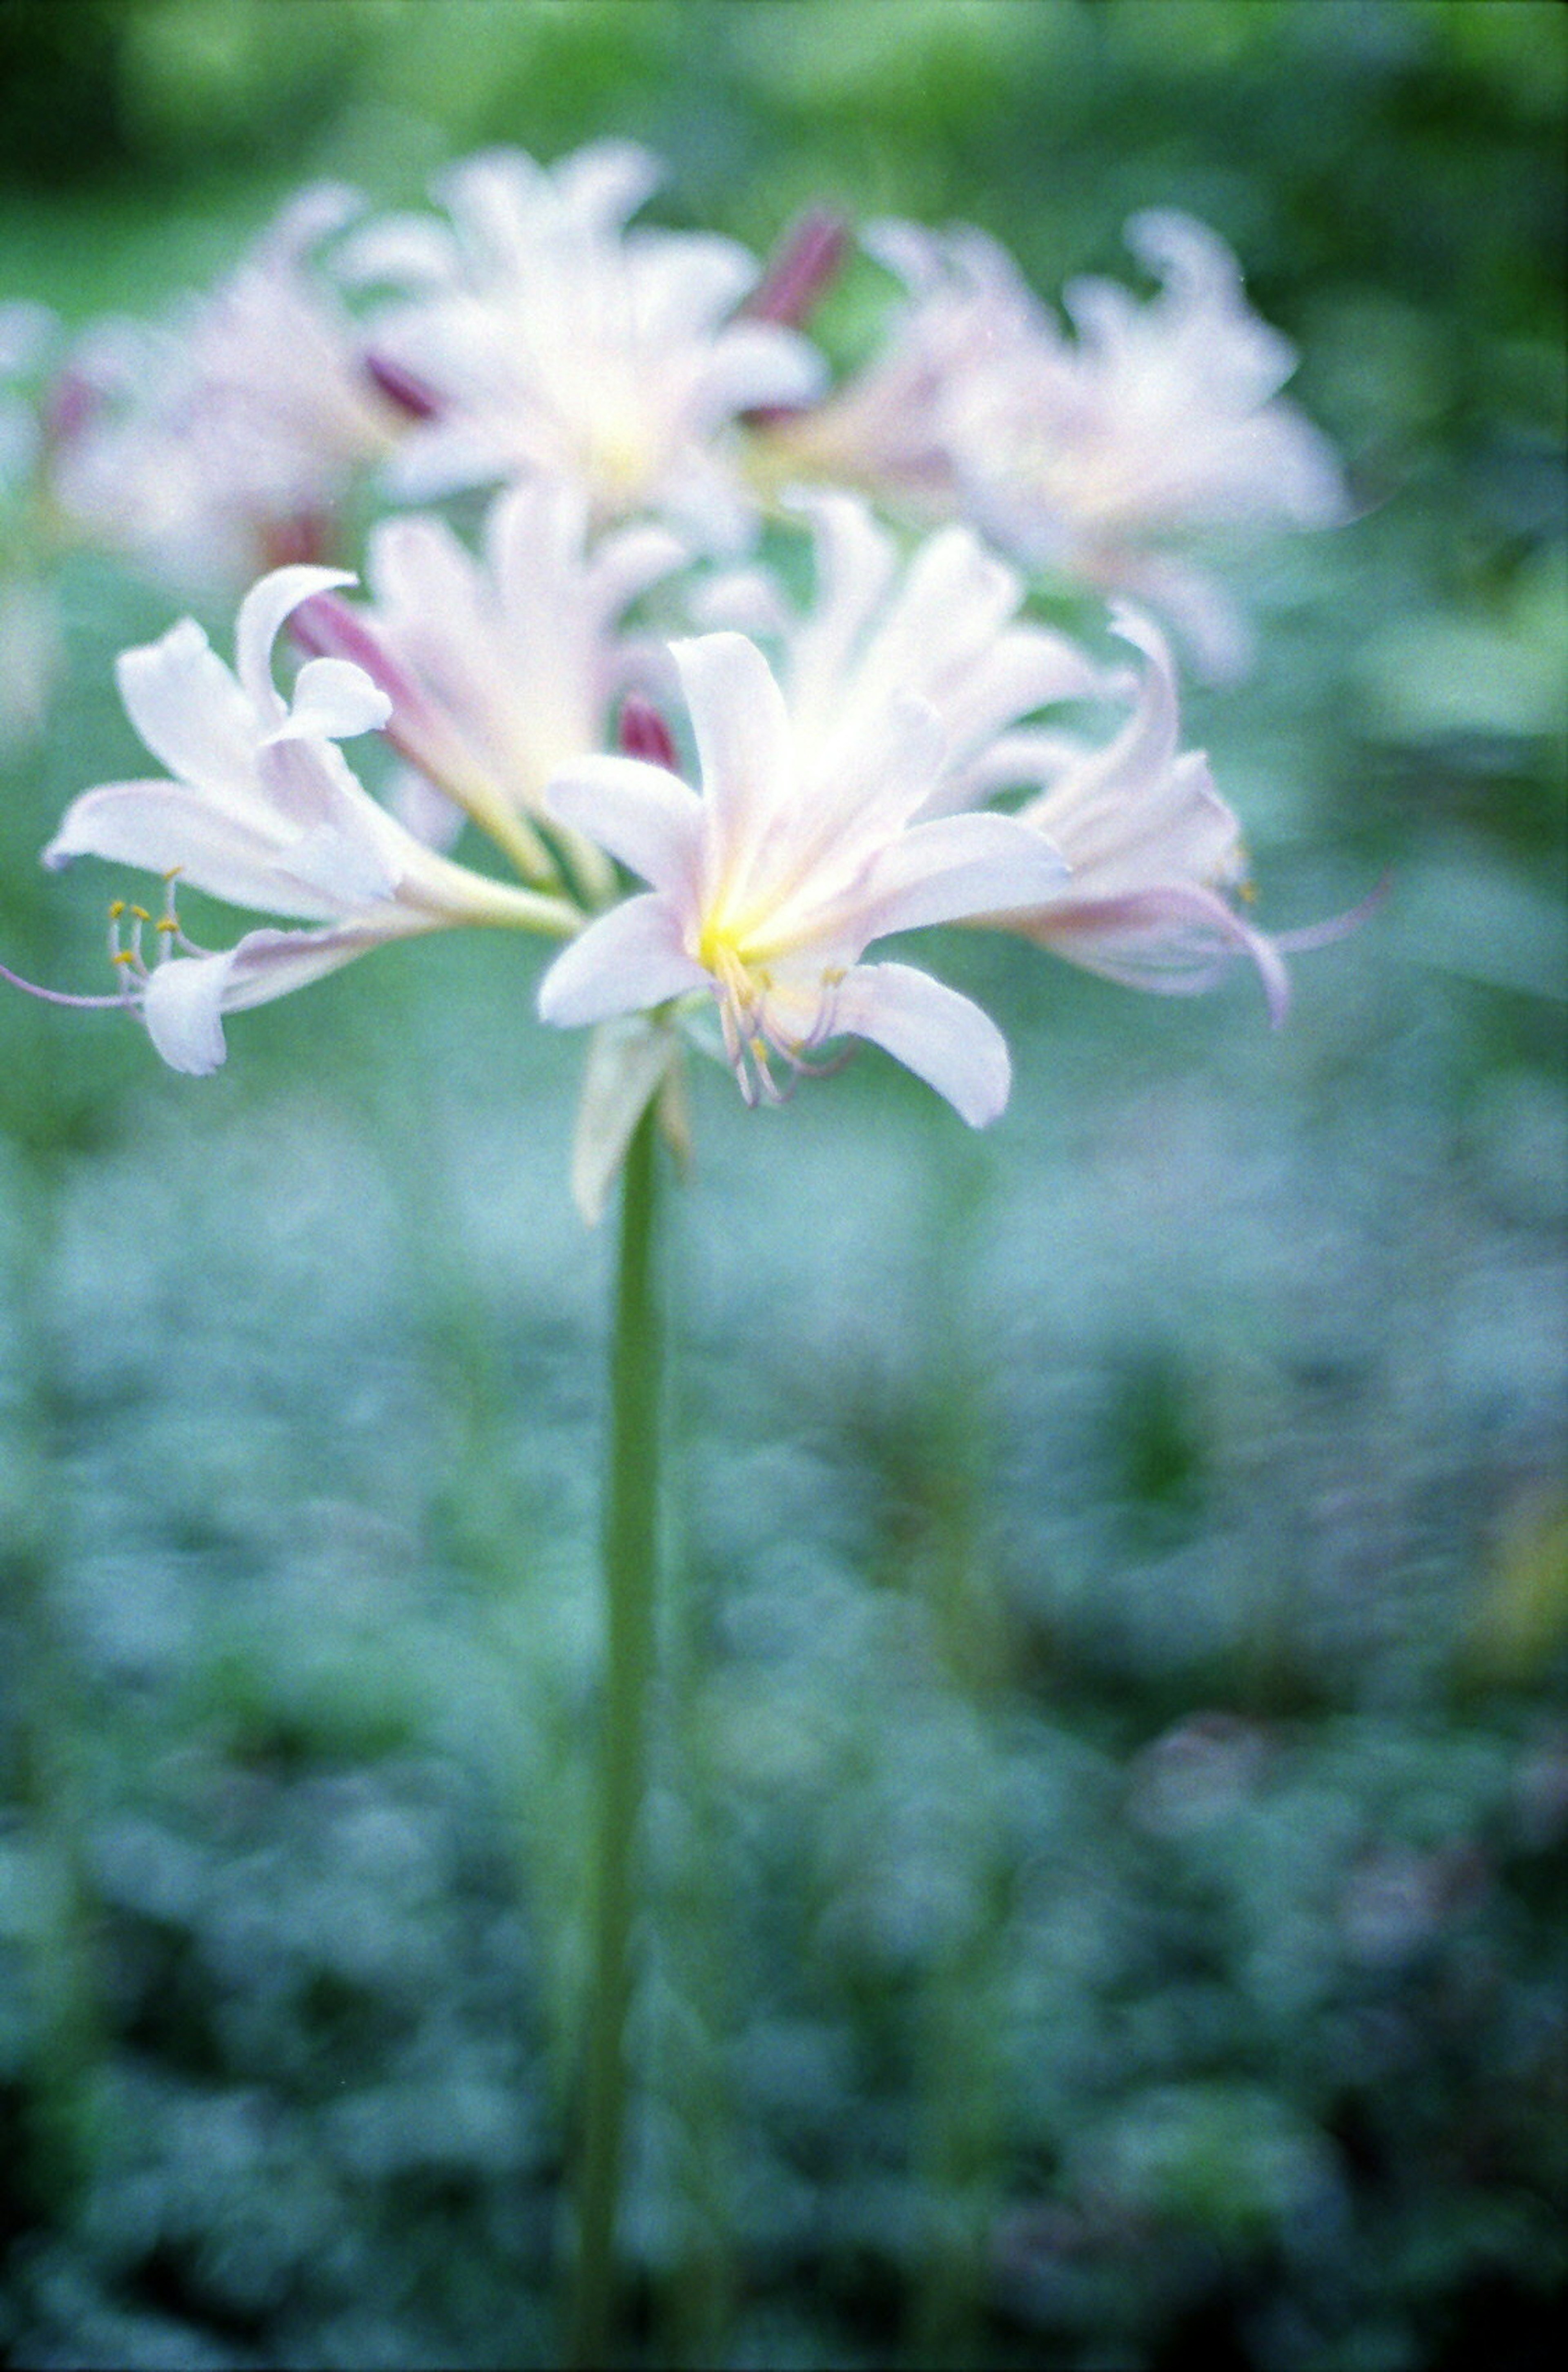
[
  {"xmin": 49, "ymin": 187, "xmax": 404, "ymax": 589},
  {"xmin": 768, "ymin": 212, "xmax": 1347, "ymax": 678},
  {"xmin": 345, "ymin": 141, "xmax": 825, "ymax": 544},
  {"xmin": 536, "ymin": 631, "xmax": 1069, "ymax": 1124},
  {"xmin": 746, "ymin": 221, "xmax": 1027, "ymax": 517},
  {"xmin": 290, "ymin": 475, "xmax": 688, "ymax": 894},
  {"xmin": 693, "ymin": 488, "xmax": 1113, "ymax": 815},
  {"xmin": 38, "ymin": 565, "xmax": 576, "ymax": 1073},
  {"xmin": 939, "ymin": 211, "xmax": 1349, "ymax": 676},
  {"xmin": 973, "ymin": 605, "xmax": 1294, "ymax": 1017}
]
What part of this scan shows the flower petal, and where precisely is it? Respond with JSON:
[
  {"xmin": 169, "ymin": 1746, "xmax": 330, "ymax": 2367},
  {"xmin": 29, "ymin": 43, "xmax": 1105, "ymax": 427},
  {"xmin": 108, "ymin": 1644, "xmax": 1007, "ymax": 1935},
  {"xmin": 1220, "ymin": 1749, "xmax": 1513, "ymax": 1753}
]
[
  {"xmin": 545, "ymin": 754, "xmax": 703, "ymax": 897},
  {"xmin": 235, "ymin": 564, "xmax": 358, "ymax": 720},
  {"xmin": 282, "ymin": 656, "xmax": 392, "ymax": 743},
  {"xmin": 571, "ymin": 1016, "xmax": 679, "ymax": 1226},
  {"xmin": 669, "ymin": 632, "xmax": 794, "ymax": 878},
  {"xmin": 42, "ymin": 780, "xmax": 346, "ymax": 921},
  {"xmin": 852, "ymin": 809, "xmax": 1069, "ymax": 942},
  {"xmin": 831, "ymin": 960, "xmax": 1012, "ymax": 1128},
  {"xmin": 537, "ymin": 892, "xmax": 706, "ymax": 1028},
  {"xmin": 115, "ymin": 619, "xmax": 258, "ymax": 789},
  {"xmin": 140, "ymin": 948, "xmax": 238, "ymax": 1075}
]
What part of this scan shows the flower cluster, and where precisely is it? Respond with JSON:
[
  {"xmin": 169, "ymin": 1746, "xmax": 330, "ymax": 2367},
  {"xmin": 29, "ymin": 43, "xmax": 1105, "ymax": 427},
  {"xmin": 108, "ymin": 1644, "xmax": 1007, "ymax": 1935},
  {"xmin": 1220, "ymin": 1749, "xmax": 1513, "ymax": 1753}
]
[{"xmin": 5, "ymin": 141, "xmax": 1359, "ymax": 1217}]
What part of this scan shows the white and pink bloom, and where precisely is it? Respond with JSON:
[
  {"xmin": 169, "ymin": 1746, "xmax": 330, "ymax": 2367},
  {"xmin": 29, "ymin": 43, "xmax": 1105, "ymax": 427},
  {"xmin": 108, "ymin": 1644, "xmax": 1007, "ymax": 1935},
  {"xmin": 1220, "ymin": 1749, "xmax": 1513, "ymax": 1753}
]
[
  {"xmin": 290, "ymin": 475, "xmax": 688, "ymax": 894},
  {"xmin": 766, "ymin": 211, "xmax": 1347, "ymax": 678},
  {"xmin": 694, "ymin": 488, "xmax": 1114, "ymax": 812},
  {"xmin": 942, "ymin": 211, "xmax": 1349, "ymax": 675},
  {"xmin": 49, "ymin": 186, "xmax": 405, "ymax": 590},
  {"xmin": 535, "ymin": 630, "xmax": 1071, "ymax": 1126},
  {"xmin": 971, "ymin": 604, "xmax": 1294, "ymax": 1015},
  {"xmin": 345, "ymin": 140, "xmax": 825, "ymax": 545},
  {"xmin": 37, "ymin": 564, "xmax": 577, "ymax": 1075}
]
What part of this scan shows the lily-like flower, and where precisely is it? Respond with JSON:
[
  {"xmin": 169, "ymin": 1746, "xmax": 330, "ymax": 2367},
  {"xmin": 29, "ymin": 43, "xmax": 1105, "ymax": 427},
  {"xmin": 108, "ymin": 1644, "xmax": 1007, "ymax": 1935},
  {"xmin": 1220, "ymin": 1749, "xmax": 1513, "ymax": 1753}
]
[
  {"xmin": 939, "ymin": 211, "xmax": 1350, "ymax": 676},
  {"xmin": 535, "ymin": 631, "xmax": 1071, "ymax": 1125},
  {"xmin": 767, "ymin": 213, "xmax": 1347, "ymax": 678},
  {"xmin": 49, "ymin": 186, "xmax": 406, "ymax": 589},
  {"xmin": 290, "ymin": 475, "xmax": 688, "ymax": 894},
  {"xmin": 344, "ymin": 140, "xmax": 825, "ymax": 545},
  {"xmin": 971, "ymin": 605, "xmax": 1293, "ymax": 1016},
  {"xmin": 746, "ymin": 220, "xmax": 1029, "ymax": 518},
  {"xmin": 38, "ymin": 564, "xmax": 577, "ymax": 1074},
  {"xmin": 694, "ymin": 488, "xmax": 1114, "ymax": 815}
]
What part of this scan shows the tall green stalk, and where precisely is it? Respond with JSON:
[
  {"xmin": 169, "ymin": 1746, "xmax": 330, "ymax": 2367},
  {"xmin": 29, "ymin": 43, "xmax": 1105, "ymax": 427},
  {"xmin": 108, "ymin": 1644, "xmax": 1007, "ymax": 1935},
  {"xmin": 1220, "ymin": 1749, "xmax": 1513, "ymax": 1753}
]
[{"xmin": 569, "ymin": 1101, "xmax": 663, "ymax": 2366}]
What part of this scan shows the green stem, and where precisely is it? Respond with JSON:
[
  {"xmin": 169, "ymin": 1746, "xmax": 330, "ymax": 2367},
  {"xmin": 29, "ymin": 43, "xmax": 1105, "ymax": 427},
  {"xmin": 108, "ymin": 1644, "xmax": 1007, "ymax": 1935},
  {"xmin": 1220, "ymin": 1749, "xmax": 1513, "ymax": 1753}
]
[{"xmin": 570, "ymin": 1102, "xmax": 663, "ymax": 2367}]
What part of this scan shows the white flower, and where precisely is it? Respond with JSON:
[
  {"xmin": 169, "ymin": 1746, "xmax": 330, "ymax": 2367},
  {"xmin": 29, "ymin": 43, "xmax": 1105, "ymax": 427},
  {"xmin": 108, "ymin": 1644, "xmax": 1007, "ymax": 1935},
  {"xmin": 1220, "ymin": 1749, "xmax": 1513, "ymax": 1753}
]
[
  {"xmin": 289, "ymin": 475, "xmax": 688, "ymax": 892},
  {"xmin": 50, "ymin": 187, "xmax": 403, "ymax": 589},
  {"xmin": 746, "ymin": 220, "xmax": 1029, "ymax": 517},
  {"xmin": 346, "ymin": 140, "xmax": 825, "ymax": 545},
  {"xmin": 771, "ymin": 213, "xmax": 1347, "ymax": 678},
  {"xmin": 973, "ymin": 605, "xmax": 1293, "ymax": 1016},
  {"xmin": 695, "ymin": 488, "xmax": 1113, "ymax": 816},
  {"xmin": 940, "ymin": 211, "xmax": 1350, "ymax": 676},
  {"xmin": 536, "ymin": 631, "xmax": 1070, "ymax": 1125},
  {"xmin": 41, "ymin": 565, "xmax": 577, "ymax": 1073}
]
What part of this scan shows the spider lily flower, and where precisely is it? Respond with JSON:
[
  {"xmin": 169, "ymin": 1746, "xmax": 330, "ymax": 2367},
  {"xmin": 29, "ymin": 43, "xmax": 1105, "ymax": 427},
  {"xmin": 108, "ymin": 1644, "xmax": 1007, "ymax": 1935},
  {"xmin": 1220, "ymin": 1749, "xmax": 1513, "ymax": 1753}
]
[
  {"xmin": 536, "ymin": 631, "xmax": 1071, "ymax": 1125},
  {"xmin": 767, "ymin": 214, "xmax": 1346, "ymax": 679},
  {"xmin": 37, "ymin": 564, "xmax": 578, "ymax": 1074},
  {"xmin": 971, "ymin": 605, "xmax": 1296, "ymax": 1017},
  {"xmin": 938, "ymin": 211, "xmax": 1350, "ymax": 678},
  {"xmin": 745, "ymin": 220, "xmax": 1023, "ymax": 516},
  {"xmin": 343, "ymin": 140, "xmax": 825, "ymax": 545},
  {"xmin": 289, "ymin": 475, "xmax": 688, "ymax": 896},
  {"xmin": 47, "ymin": 186, "xmax": 406, "ymax": 590},
  {"xmin": 694, "ymin": 488, "xmax": 1116, "ymax": 816}
]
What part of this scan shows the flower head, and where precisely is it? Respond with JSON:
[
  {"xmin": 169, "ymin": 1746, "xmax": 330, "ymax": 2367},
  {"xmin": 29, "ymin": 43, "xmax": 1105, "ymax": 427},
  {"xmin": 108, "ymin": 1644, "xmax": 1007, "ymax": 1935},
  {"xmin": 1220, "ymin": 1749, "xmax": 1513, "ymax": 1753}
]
[
  {"xmin": 345, "ymin": 141, "xmax": 825, "ymax": 545},
  {"xmin": 942, "ymin": 211, "xmax": 1350, "ymax": 675},
  {"xmin": 536, "ymin": 630, "xmax": 1069, "ymax": 1124},
  {"xmin": 290, "ymin": 475, "xmax": 687, "ymax": 892},
  {"xmin": 696, "ymin": 488, "xmax": 1113, "ymax": 815},
  {"xmin": 769, "ymin": 212, "xmax": 1347, "ymax": 678},
  {"xmin": 49, "ymin": 186, "xmax": 404, "ymax": 589},
  {"xmin": 40, "ymin": 564, "xmax": 575, "ymax": 1073},
  {"xmin": 974, "ymin": 605, "xmax": 1292, "ymax": 1017}
]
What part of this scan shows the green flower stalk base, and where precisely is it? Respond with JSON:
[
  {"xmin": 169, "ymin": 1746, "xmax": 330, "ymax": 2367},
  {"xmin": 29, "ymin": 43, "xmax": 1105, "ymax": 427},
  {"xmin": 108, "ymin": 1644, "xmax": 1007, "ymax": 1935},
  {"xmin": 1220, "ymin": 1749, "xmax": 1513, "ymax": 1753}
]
[{"xmin": 569, "ymin": 1101, "xmax": 663, "ymax": 2367}]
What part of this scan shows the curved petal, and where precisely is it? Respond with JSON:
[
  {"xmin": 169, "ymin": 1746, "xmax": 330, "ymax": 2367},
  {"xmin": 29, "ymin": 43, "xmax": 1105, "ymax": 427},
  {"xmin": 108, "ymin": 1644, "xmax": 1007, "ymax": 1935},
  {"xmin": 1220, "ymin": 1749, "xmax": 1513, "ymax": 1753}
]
[
  {"xmin": 283, "ymin": 656, "xmax": 392, "ymax": 743},
  {"xmin": 831, "ymin": 961, "xmax": 1012, "ymax": 1128},
  {"xmin": 537, "ymin": 892, "xmax": 706, "ymax": 1028},
  {"xmin": 1007, "ymin": 883, "xmax": 1292, "ymax": 1024},
  {"xmin": 545, "ymin": 754, "xmax": 702, "ymax": 898},
  {"xmin": 115, "ymin": 620, "xmax": 257, "ymax": 788},
  {"xmin": 235, "ymin": 564, "xmax": 358, "ymax": 720},
  {"xmin": 139, "ymin": 919, "xmax": 401, "ymax": 1075},
  {"xmin": 42, "ymin": 780, "xmax": 344, "ymax": 920},
  {"xmin": 852, "ymin": 810, "xmax": 1069, "ymax": 943},
  {"xmin": 140, "ymin": 947, "xmax": 239, "ymax": 1075}
]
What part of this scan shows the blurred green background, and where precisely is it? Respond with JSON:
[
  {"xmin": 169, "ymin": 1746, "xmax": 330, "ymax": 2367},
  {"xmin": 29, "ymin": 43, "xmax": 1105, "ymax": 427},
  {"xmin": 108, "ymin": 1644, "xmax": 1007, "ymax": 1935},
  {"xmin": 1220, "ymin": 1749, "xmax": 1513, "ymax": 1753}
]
[{"xmin": 1, "ymin": 3, "xmax": 1564, "ymax": 2366}]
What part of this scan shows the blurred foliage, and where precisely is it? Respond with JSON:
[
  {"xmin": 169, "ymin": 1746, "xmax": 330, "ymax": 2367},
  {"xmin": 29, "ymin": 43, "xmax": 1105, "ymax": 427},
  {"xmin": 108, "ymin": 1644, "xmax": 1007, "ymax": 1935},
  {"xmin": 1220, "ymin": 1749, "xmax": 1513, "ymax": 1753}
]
[{"xmin": 2, "ymin": 2, "xmax": 1566, "ymax": 2367}]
